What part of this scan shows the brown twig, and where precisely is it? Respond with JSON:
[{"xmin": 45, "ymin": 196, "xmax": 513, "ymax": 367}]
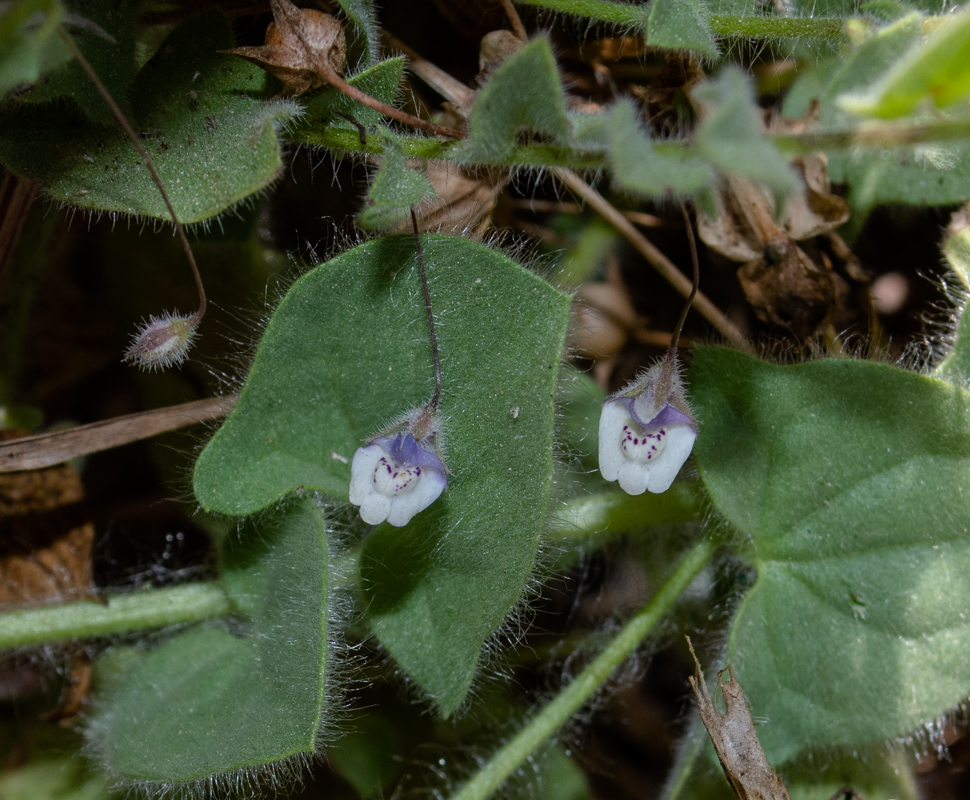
[
  {"xmin": 500, "ymin": 0, "xmax": 528, "ymax": 40},
  {"xmin": 554, "ymin": 168, "xmax": 745, "ymax": 344},
  {"xmin": 0, "ymin": 396, "xmax": 236, "ymax": 473},
  {"xmin": 319, "ymin": 62, "xmax": 466, "ymax": 139}
]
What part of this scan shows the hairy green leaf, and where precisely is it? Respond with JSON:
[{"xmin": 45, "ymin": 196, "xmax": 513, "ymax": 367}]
[
  {"xmin": 465, "ymin": 36, "xmax": 570, "ymax": 162},
  {"xmin": 839, "ymin": 7, "xmax": 970, "ymax": 118},
  {"xmin": 692, "ymin": 346, "xmax": 970, "ymax": 764},
  {"xmin": 334, "ymin": 0, "xmax": 378, "ymax": 64},
  {"xmin": 608, "ymin": 99, "xmax": 712, "ymax": 197},
  {"xmin": 357, "ymin": 140, "xmax": 434, "ymax": 230},
  {"xmin": 646, "ymin": 0, "xmax": 717, "ymax": 57},
  {"xmin": 0, "ymin": 11, "xmax": 296, "ymax": 223},
  {"xmin": 16, "ymin": 0, "xmax": 135, "ymax": 123},
  {"xmin": 694, "ymin": 69, "xmax": 798, "ymax": 197},
  {"xmin": 798, "ymin": 13, "xmax": 970, "ymax": 219},
  {"xmin": 194, "ymin": 235, "xmax": 570, "ymax": 713},
  {"xmin": 89, "ymin": 498, "xmax": 329, "ymax": 787}
]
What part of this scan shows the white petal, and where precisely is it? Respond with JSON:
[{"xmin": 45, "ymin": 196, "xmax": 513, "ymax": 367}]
[
  {"xmin": 617, "ymin": 462, "xmax": 650, "ymax": 495},
  {"xmin": 385, "ymin": 469, "xmax": 447, "ymax": 527},
  {"xmin": 645, "ymin": 424, "xmax": 697, "ymax": 493},
  {"xmin": 598, "ymin": 400, "xmax": 631, "ymax": 482},
  {"xmin": 349, "ymin": 444, "xmax": 383, "ymax": 505},
  {"xmin": 359, "ymin": 493, "xmax": 392, "ymax": 525}
]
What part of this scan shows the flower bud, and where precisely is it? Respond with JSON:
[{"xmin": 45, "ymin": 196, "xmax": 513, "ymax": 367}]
[{"xmin": 123, "ymin": 312, "xmax": 199, "ymax": 371}]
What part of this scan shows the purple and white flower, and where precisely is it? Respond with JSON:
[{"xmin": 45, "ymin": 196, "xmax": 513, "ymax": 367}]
[
  {"xmin": 598, "ymin": 363, "xmax": 698, "ymax": 495},
  {"xmin": 349, "ymin": 431, "xmax": 448, "ymax": 527}
]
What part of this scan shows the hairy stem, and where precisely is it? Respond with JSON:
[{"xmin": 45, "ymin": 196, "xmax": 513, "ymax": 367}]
[
  {"xmin": 666, "ymin": 201, "xmax": 700, "ymax": 367},
  {"xmin": 307, "ymin": 114, "xmax": 970, "ymax": 167},
  {"xmin": 513, "ymin": 0, "xmax": 847, "ymax": 40},
  {"xmin": 449, "ymin": 535, "xmax": 716, "ymax": 800},
  {"xmin": 774, "ymin": 117, "xmax": 970, "ymax": 153},
  {"xmin": 0, "ymin": 583, "xmax": 232, "ymax": 648},
  {"xmin": 411, "ymin": 208, "xmax": 442, "ymax": 410}
]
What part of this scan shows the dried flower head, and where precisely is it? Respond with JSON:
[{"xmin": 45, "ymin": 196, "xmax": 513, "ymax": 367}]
[
  {"xmin": 599, "ymin": 360, "xmax": 698, "ymax": 495},
  {"xmin": 222, "ymin": 0, "xmax": 347, "ymax": 96},
  {"xmin": 123, "ymin": 312, "xmax": 199, "ymax": 371}
]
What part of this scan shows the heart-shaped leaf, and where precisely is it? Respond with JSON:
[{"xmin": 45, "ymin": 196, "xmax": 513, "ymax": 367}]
[
  {"xmin": 692, "ymin": 346, "xmax": 970, "ymax": 764},
  {"xmin": 88, "ymin": 498, "xmax": 329, "ymax": 788},
  {"xmin": 0, "ymin": 10, "xmax": 296, "ymax": 223},
  {"xmin": 193, "ymin": 235, "xmax": 571, "ymax": 712}
]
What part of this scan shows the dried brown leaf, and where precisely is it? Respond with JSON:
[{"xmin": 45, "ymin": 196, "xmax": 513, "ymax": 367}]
[
  {"xmin": 737, "ymin": 242, "xmax": 834, "ymax": 339},
  {"xmin": 686, "ymin": 637, "xmax": 792, "ymax": 800},
  {"xmin": 0, "ymin": 430, "xmax": 94, "ymax": 608}
]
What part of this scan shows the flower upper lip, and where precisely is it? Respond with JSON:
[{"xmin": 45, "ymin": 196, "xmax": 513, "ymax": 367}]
[{"xmin": 616, "ymin": 395, "xmax": 698, "ymax": 432}]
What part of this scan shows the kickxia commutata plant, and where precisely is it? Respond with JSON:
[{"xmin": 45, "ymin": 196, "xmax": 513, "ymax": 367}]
[{"xmin": 4, "ymin": 0, "xmax": 970, "ymax": 798}]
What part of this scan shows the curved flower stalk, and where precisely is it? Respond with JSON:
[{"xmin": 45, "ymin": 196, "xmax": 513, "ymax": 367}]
[
  {"xmin": 57, "ymin": 27, "xmax": 207, "ymax": 371},
  {"xmin": 599, "ymin": 361, "xmax": 698, "ymax": 495},
  {"xmin": 349, "ymin": 407, "xmax": 448, "ymax": 527},
  {"xmin": 350, "ymin": 208, "xmax": 449, "ymax": 527},
  {"xmin": 599, "ymin": 203, "xmax": 701, "ymax": 495}
]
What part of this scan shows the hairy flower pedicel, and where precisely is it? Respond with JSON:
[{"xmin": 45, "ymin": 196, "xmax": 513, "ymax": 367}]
[
  {"xmin": 349, "ymin": 210, "xmax": 449, "ymax": 526},
  {"xmin": 598, "ymin": 203, "xmax": 700, "ymax": 494}
]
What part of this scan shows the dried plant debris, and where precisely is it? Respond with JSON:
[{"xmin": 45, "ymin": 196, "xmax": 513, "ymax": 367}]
[
  {"xmin": 0, "ymin": 431, "xmax": 94, "ymax": 608},
  {"xmin": 399, "ymin": 162, "xmax": 503, "ymax": 236},
  {"xmin": 222, "ymin": 0, "xmax": 347, "ymax": 96},
  {"xmin": 686, "ymin": 637, "xmax": 792, "ymax": 800},
  {"xmin": 0, "ymin": 430, "xmax": 96, "ymax": 721},
  {"xmin": 698, "ymin": 159, "xmax": 867, "ymax": 339}
]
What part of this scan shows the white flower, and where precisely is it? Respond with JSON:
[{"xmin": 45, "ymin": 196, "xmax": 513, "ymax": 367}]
[
  {"xmin": 349, "ymin": 432, "xmax": 448, "ymax": 527},
  {"xmin": 598, "ymin": 362, "xmax": 698, "ymax": 495}
]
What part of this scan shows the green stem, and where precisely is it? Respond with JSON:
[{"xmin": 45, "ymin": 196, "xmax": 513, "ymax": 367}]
[
  {"xmin": 514, "ymin": 0, "xmax": 848, "ymax": 41},
  {"xmin": 449, "ymin": 535, "xmax": 716, "ymax": 800},
  {"xmin": 302, "ymin": 113, "xmax": 970, "ymax": 177},
  {"xmin": 515, "ymin": 0, "xmax": 644, "ymax": 27},
  {"xmin": 550, "ymin": 483, "xmax": 701, "ymax": 538},
  {"xmin": 0, "ymin": 583, "xmax": 232, "ymax": 648},
  {"xmin": 709, "ymin": 14, "xmax": 844, "ymax": 40},
  {"xmin": 299, "ymin": 126, "xmax": 607, "ymax": 169},
  {"xmin": 773, "ymin": 116, "xmax": 970, "ymax": 153}
]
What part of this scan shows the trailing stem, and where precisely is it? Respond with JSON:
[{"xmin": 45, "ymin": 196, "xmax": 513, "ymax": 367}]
[
  {"xmin": 448, "ymin": 536, "xmax": 716, "ymax": 800},
  {"xmin": 0, "ymin": 583, "xmax": 232, "ymax": 648}
]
